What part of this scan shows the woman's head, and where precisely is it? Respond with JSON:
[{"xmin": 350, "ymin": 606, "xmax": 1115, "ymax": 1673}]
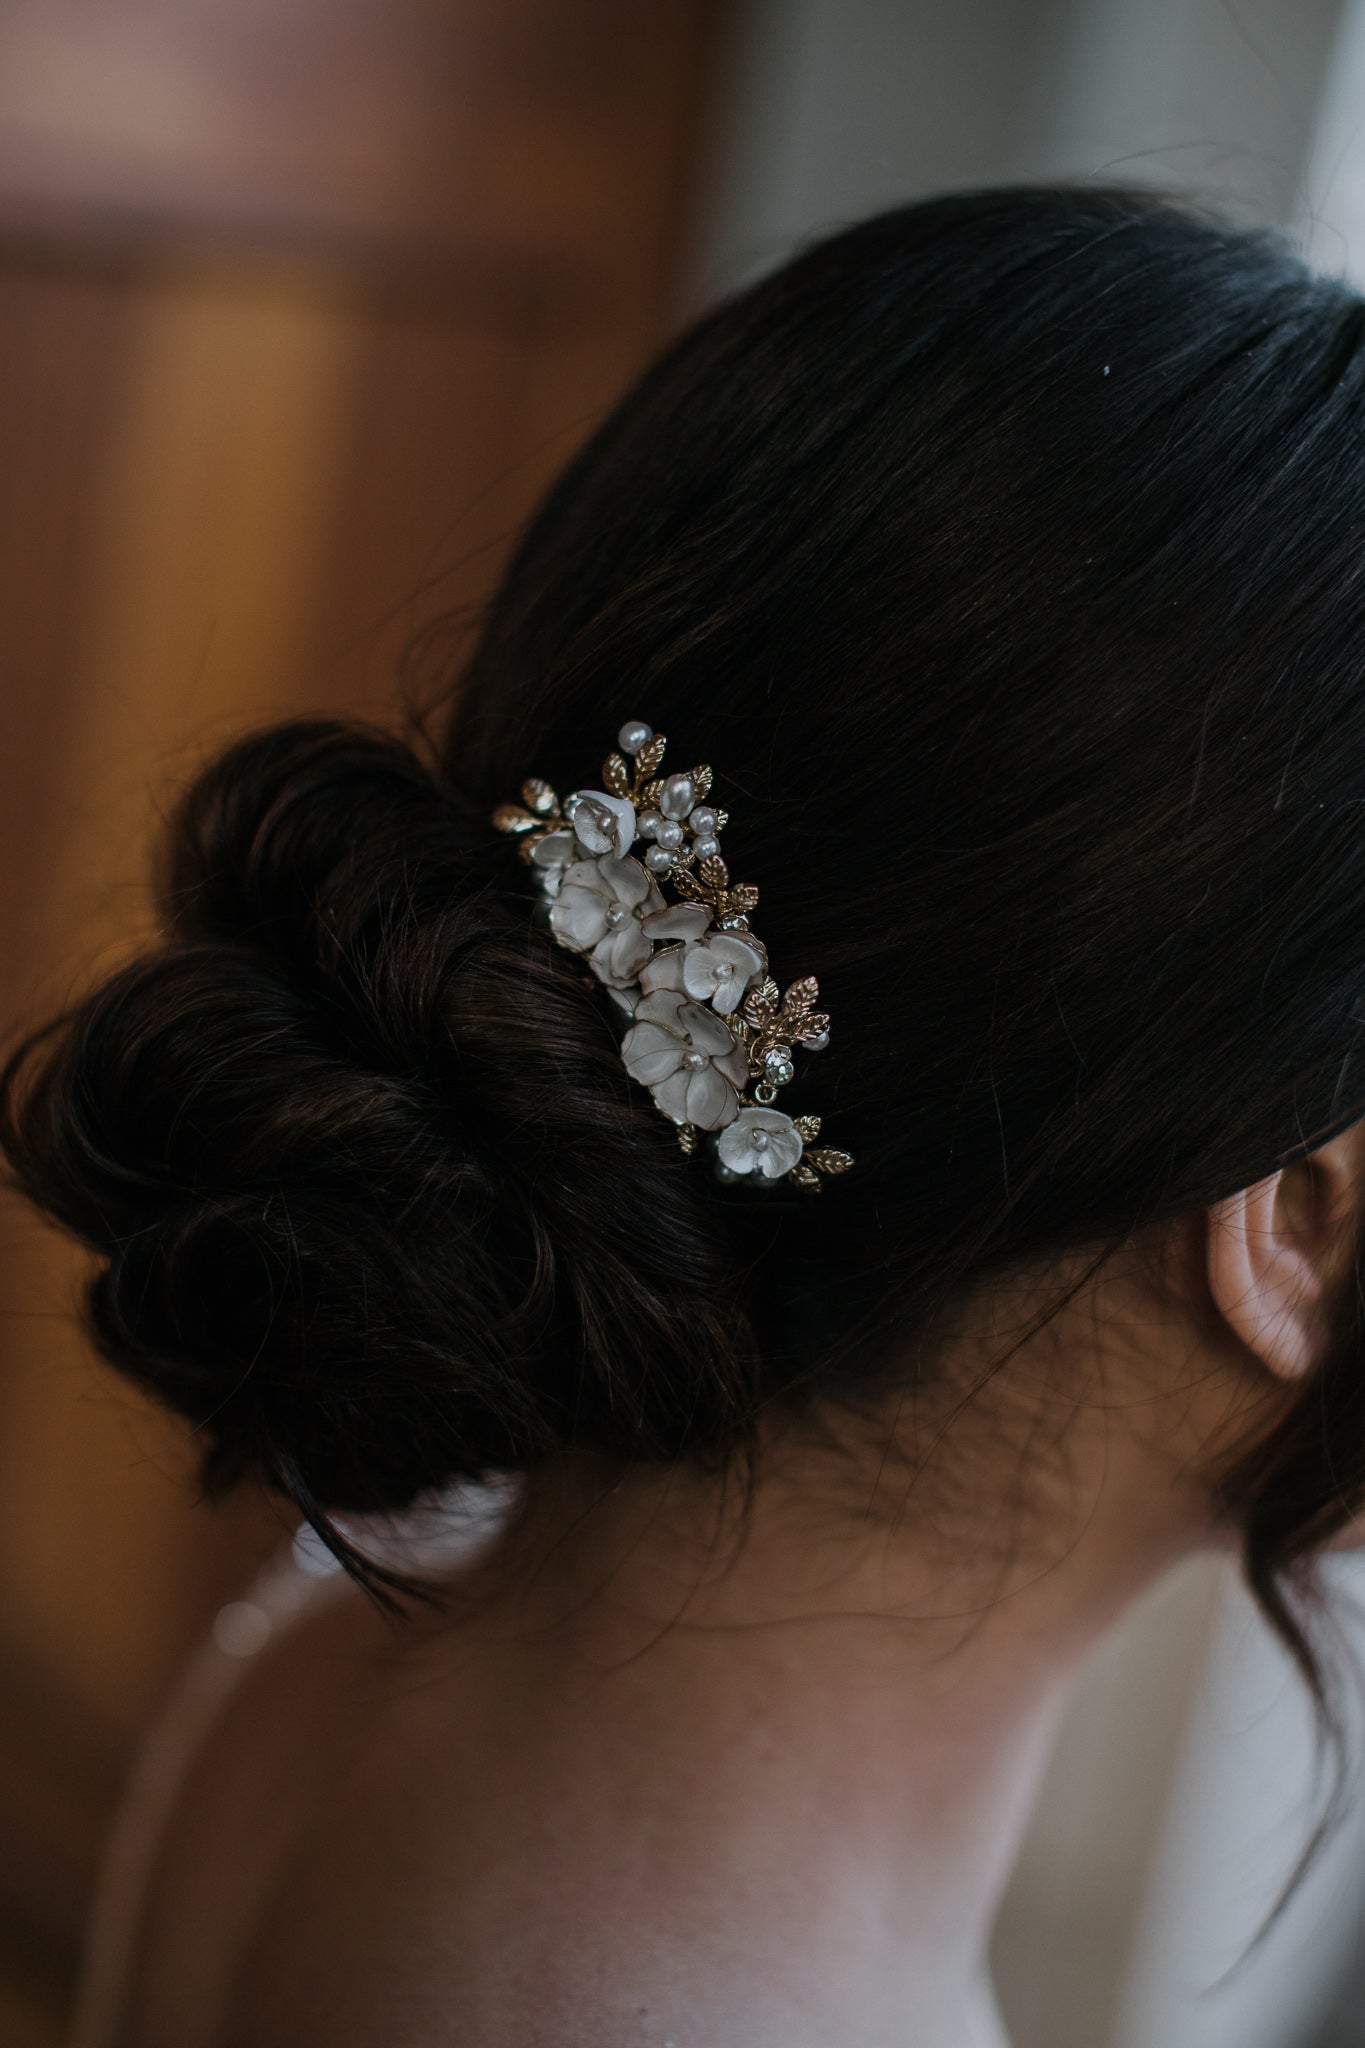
[{"xmin": 8, "ymin": 181, "xmax": 1365, "ymax": 1660}]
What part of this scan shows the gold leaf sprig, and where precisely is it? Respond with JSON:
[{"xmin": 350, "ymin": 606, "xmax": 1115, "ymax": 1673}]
[
  {"xmin": 492, "ymin": 776, "xmax": 566, "ymax": 841},
  {"xmin": 741, "ymin": 974, "xmax": 831, "ymax": 1070},
  {"xmin": 602, "ymin": 732, "xmax": 677, "ymax": 805},
  {"xmin": 672, "ymin": 852, "xmax": 760, "ymax": 925}
]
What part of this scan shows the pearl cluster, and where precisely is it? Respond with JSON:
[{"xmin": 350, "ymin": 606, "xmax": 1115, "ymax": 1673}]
[{"xmin": 618, "ymin": 721, "xmax": 725, "ymax": 878}]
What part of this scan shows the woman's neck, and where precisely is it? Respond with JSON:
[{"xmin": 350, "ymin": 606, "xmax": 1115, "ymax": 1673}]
[{"xmin": 458, "ymin": 1364, "xmax": 1220, "ymax": 2045}]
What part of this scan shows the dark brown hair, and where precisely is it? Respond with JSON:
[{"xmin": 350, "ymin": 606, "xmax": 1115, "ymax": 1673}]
[{"xmin": 8, "ymin": 184, "xmax": 1365, "ymax": 1677}]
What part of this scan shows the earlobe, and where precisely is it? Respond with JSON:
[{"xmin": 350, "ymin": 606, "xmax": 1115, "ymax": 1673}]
[{"xmin": 1206, "ymin": 1135, "xmax": 1361, "ymax": 1384}]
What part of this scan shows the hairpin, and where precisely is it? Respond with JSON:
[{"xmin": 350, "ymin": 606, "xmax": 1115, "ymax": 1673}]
[{"xmin": 492, "ymin": 719, "xmax": 853, "ymax": 1191}]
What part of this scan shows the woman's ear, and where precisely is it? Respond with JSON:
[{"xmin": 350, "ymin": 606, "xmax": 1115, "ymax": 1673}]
[{"xmin": 1206, "ymin": 1125, "xmax": 1365, "ymax": 1383}]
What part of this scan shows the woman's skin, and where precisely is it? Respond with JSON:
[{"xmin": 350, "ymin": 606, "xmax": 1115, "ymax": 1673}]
[{"xmin": 84, "ymin": 1122, "xmax": 1365, "ymax": 2048}]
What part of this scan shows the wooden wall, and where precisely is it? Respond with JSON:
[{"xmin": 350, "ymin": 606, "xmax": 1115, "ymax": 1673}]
[{"xmin": 0, "ymin": 5, "xmax": 729, "ymax": 2036}]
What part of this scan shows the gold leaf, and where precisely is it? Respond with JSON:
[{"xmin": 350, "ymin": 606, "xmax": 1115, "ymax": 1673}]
[
  {"xmin": 520, "ymin": 777, "xmax": 559, "ymax": 815},
  {"xmin": 729, "ymin": 883, "xmax": 760, "ymax": 913},
  {"xmin": 691, "ymin": 764, "xmax": 713, "ymax": 799},
  {"xmin": 635, "ymin": 733, "xmax": 668, "ymax": 780},
  {"xmin": 640, "ymin": 776, "xmax": 667, "ymax": 809},
  {"xmin": 789, "ymin": 1162, "xmax": 822, "ymax": 1190},
  {"xmin": 492, "ymin": 803, "xmax": 539, "ymax": 834},
  {"xmin": 712, "ymin": 808, "xmax": 729, "ymax": 832},
  {"xmin": 793, "ymin": 1011, "xmax": 830, "ymax": 1043},
  {"xmin": 742, "ymin": 991, "xmax": 776, "ymax": 1029},
  {"xmin": 793, "ymin": 1114, "xmax": 822, "ymax": 1140},
  {"xmin": 760, "ymin": 977, "xmax": 780, "ymax": 1006},
  {"xmin": 602, "ymin": 754, "xmax": 632, "ymax": 799},
  {"xmin": 698, "ymin": 854, "xmax": 729, "ymax": 890},
  {"xmin": 677, "ymin": 1124, "xmax": 699, "ymax": 1156},
  {"xmin": 672, "ymin": 867, "xmax": 706, "ymax": 902},
  {"xmin": 782, "ymin": 975, "xmax": 819, "ymax": 1016},
  {"xmin": 807, "ymin": 1148, "xmax": 854, "ymax": 1175}
]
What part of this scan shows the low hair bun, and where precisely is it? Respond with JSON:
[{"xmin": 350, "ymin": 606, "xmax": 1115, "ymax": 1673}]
[{"xmin": 1, "ymin": 721, "xmax": 757, "ymax": 1577}]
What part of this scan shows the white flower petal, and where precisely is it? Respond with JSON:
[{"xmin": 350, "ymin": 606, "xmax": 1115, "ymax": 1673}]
[
  {"xmin": 716, "ymin": 1121, "xmax": 759, "ymax": 1172},
  {"xmin": 572, "ymin": 792, "xmax": 636, "ymax": 857},
  {"xmin": 594, "ymin": 922, "xmax": 652, "ymax": 985},
  {"xmin": 713, "ymin": 1037, "xmax": 751, "ymax": 1090},
  {"xmin": 776, "ymin": 1141, "xmax": 803, "ymax": 1176},
  {"xmin": 713, "ymin": 934, "xmax": 765, "ymax": 980},
  {"xmin": 622, "ymin": 1023, "xmax": 686, "ymax": 1085},
  {"xmin": 685, "ymin": 1065, "xmax": 739, "ymax": 1130},
  {"xmin": 757, "ymin": 1129, "xmax": 802, "ymax": 1176},
  {"xmin": 641, "ymin": 903, "xmax": 712, "ymax": 941},
  {"xmin": 634, "ymin": 988, "xmax": 689, "ymax": 1031},
  {"xmin": 596, "ymin": 852, "xmax": 656, "ymax": 910},
  {"xmin": 681, "ymin": 946, "xmax": 720, "ymax": 1003},
  {"xmin": 549, "ymin": 883, "xmax": 609, "ymax": 952},
  {"xmin": 708, "ymin": 981, "xmax": 748, "ymax": 1016},
  {"xmin": 530, "ymin": 828, "xmax": 578, "ymax": 871},
  {"xmin": 677, "ymin": 1000, "xmax": 740, "ymax": 1060},
  {"xmin": 640, "ymin": 945, "xmax": 687, "ymax": 995},
  {"xmin": 651, "ymin": 1067, "xmax": 695, "ymax": 1123}
]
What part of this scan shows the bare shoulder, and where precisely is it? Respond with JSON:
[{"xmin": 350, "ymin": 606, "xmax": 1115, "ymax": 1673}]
[
  {"xmin": 81, "ymin": 1548, "xmax": 689, "ymax": 2048},
  {"xmin": 73, "ymin": 1552, "xmax": 404, "ymax": 2048},
  {"xmin": 70, "ymin": 1521, "xmax": 1000, "ymax": 2048}
]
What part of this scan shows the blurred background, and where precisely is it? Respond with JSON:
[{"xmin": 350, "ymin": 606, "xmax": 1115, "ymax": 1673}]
[{"xmin": 5, "ymin": 2, "xmax": 1365, "ymax": 2043}]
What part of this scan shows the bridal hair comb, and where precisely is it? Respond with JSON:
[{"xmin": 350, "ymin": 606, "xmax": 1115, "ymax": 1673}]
[{"xmin": 492, "ymin": 719, "xmax": 853, "ymax": 1191}]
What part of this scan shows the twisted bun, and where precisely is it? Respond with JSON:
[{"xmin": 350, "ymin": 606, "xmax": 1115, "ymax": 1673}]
[{"xmin": 1, "ymin": 723, "xmax": 758, "ymax": 1560}]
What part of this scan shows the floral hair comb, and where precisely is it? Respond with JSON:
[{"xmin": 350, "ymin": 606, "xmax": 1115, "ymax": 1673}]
[{"xmin": 492, "ymin": 719, "xmax": 853, "ymax": 1191}]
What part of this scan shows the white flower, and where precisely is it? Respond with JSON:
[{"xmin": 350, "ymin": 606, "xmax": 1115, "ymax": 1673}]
[
  {"xmin": 528, "ymin": 828, "xmax": 580, "ymax": 898},
  {"xmin": 568, "ymin": 790, "xmax": 636, "ymax": 857},
  {"xmin": 640, "ymin": 929, "xmax": 765, "ymax": 1015},
  {"xmin": 716, "ymin": 1105, "xmax": 804, "ymax": 1179},
  {"xmin": 549, "ymin": 855, "xmax": 664, "ymax": 987},
  {"xmin": 621, "ymin": 989, "xmax": 749, "ymax": 1129},
  {"xmin": 640, "ymin": 902, "xmax": 712, "ymax": 943}
]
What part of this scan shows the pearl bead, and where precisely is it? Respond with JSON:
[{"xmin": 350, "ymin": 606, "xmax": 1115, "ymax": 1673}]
[
  {"xmin": 751, "ymin": 1129, "xmax": 770, "ymax": 1152},
  {"xmin": 660, "ymin": 773, "xmax": 696, "ymax": 820},
  {"xmin": 684, "ymin": 1051, "xmax": 709, "ymax": 1070},
  {"xmin": 805, "ymin": 1027, "xmax": 830, "ymax": 1051},
  {"xmin": 645, "ymin": 846, "xmax": 674, "ymax": 873},
  {"xmin": 691, "ymin": 834, "xmax": 720, "ymax": 861},
  {"xmin": 655, "ymin": 819, "xmax": 684, "ymax": 850},
  {"xmin": 604, "ymin": 903, "xmax": 626, "ymax": 926},
  {"xmin": 636, "ymin": 809, "xmax": 662, "ymax": 840},
  {"xmin": 688, "ymin": 806, "xmax": 717, "ymax": 835},
  {"xmin": 714, "ymin": 961, "xmax": 733, "ymax": 980},
  {"xmin": 618, "ymin": 720, "xmax": 652, "ymax": 755}
]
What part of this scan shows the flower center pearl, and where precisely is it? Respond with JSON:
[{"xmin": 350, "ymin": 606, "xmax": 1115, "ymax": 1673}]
[
  {"xmin": 604, "ymin": 903, "xmax": 626, "ymax": 926},
  {"xmin": 684, "ymin": 1051, "xmax": 709, "ymax": 1070},
  {"xmin": 751, "ymin": 1129, "xmax": 770, "ymax": 1151},
  {"xmin": 714, "ymin": 961, "xmax": 733, "ymax": 979}
]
